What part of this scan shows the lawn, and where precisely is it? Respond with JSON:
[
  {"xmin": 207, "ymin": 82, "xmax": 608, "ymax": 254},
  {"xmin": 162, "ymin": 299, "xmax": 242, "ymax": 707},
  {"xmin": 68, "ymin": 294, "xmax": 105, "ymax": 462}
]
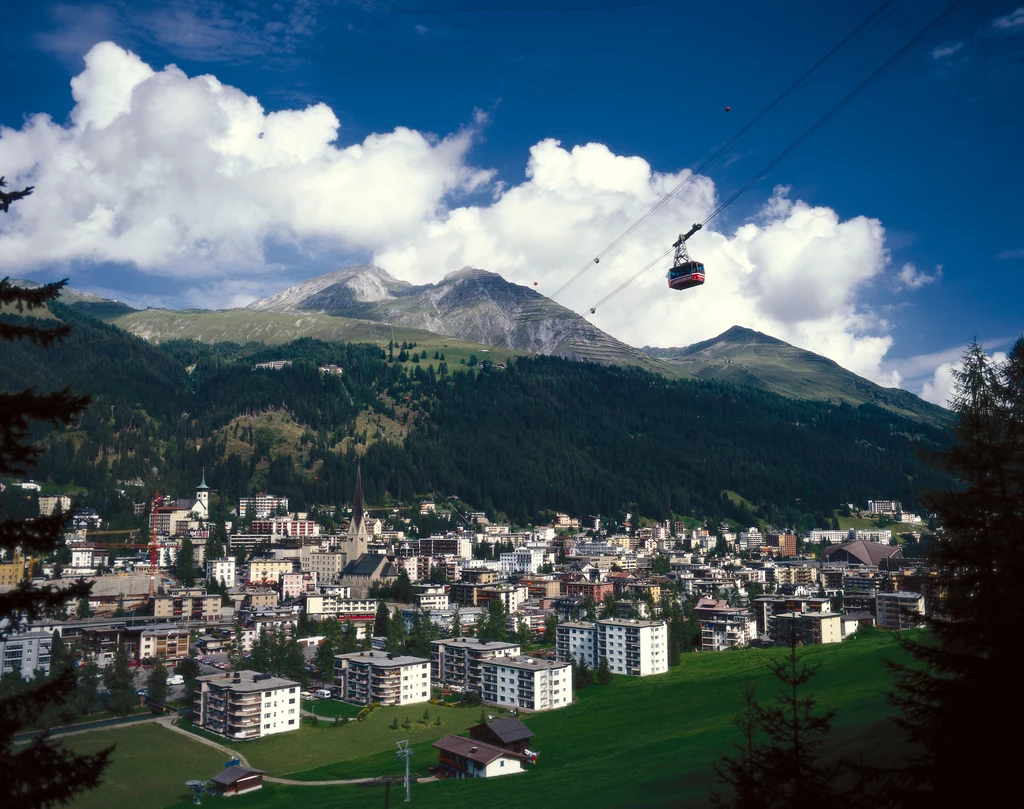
[
  {"xmin": 176, "ymin": 700, "xmax": 483, "ymax": 775},
  {"xmin": 300, "ymin": 698, "xmax": 364, "ymax": 719},
  {"xmin": 62, "ymin": 631, "xmax": 913, "ymax": 809},
  {"xmin": 59, "ymin": 723, "xmax": 225, "ymax": 809}
]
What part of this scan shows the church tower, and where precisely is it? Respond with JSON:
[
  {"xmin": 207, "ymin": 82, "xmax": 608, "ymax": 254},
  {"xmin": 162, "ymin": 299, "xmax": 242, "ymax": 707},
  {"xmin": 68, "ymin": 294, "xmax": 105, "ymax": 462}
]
[
  {"xmin": 195, "ymin": 469, "xmax": 210, "ymax": 520},
  {"xmin": 346, "ymin": 464, "xmax": 369, "ymax": 560}
]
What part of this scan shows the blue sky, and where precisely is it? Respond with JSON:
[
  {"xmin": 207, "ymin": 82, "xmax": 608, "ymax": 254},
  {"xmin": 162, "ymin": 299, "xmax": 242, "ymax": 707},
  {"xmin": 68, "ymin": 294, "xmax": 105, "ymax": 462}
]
[{"xmin": 0, "ymin": 0, "xmax": 1022, "ymax": 402}]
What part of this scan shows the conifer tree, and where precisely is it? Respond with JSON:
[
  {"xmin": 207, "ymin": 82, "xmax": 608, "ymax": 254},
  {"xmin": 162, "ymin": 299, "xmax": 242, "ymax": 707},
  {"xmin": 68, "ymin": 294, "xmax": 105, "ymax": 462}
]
[
  {"xmin": 596, "ymin": 656, "xmax": 613, "ymax": 685},
  {"xmin": 0, "ymin": 184, "xmax": 110, "ymax": 804},
  {"xmin": 103, "ymin": 644, "xmax": 136, "ymax": 716},
  {"xmin": 883, "ymin": 339, "xmax": 1024, "ymax": 805},
  {"xmin": 146, "ymin": 658, "xmax": 169, "ymax": 705}
]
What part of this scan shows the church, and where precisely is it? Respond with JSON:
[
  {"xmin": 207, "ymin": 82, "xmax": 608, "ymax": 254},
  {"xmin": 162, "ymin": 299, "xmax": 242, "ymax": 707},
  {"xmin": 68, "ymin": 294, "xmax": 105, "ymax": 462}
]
[{"xmin": 339, "ymin": 466, "xmax": 399, "ymax": 596}]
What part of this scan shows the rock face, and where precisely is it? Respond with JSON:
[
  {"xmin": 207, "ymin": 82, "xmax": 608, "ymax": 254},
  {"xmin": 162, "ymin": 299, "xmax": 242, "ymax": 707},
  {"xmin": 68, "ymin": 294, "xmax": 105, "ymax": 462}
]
[{"xmin": 247, "ymin": 265, "xmax": 671, "ymax": 372}]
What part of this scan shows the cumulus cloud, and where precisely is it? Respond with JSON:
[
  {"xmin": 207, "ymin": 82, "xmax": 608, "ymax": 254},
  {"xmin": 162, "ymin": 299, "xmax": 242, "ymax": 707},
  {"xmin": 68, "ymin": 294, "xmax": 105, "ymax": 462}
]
[
  {"xmin": 992, "ymin": 7, "xmax": 1024, "ymax": 30},
  {"xmin": 931, "ymin": 41, "xmax": 964, "ymax": 59},
  {"xmin": 919, "ymin": 348, "xmax": 1009, "ymax": 407},
  {"xmin": 2, "ymin": 43, "xmax": 908, "ymax": 387},
  {"xmin": 894, "ymin": 262, "xmax": 942, "ymax": 290},
  {"xmin": 996, "ymin": 247, "xmax": 1024, "ymax": 260},
  {"xmin": 0, "ymin": 42, "xmax": 491, "ymax": 279}
]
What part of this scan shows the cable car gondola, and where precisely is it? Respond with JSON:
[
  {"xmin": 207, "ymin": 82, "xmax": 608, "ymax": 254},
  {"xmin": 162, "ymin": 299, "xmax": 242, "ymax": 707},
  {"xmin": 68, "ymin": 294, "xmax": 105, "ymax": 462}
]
[{"xmin": 667, "ymin": 222, "xmax": 705, "ymax": 291}]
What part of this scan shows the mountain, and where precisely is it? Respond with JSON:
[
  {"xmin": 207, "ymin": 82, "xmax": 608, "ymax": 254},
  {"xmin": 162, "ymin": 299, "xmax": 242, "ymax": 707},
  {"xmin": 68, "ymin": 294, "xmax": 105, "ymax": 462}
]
[
  {"xmin": 247, "ymin": 264, "xmax": 677, "ymax": 375},
  {"xmin": 644, "ymin": 325, "xmax": 950, "ymax": 425}
]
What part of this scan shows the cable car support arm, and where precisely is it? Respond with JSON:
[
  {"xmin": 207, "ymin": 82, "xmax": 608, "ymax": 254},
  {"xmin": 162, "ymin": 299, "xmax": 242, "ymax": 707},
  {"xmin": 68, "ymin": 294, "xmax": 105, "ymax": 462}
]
[{"xmin": 672, "ymin": 223, "xmax": 703, "ymax": 265}]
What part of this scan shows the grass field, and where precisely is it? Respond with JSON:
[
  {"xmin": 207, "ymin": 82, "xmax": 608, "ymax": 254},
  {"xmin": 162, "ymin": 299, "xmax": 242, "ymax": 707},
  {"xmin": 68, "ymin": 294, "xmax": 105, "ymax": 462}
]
[
  {"xmin": 61, "ymin": 631, "xmax": 913, "ymax": 809},
  {"xmin": 300, "ymin": 699, "xmax": 364, "ymax": 719}
]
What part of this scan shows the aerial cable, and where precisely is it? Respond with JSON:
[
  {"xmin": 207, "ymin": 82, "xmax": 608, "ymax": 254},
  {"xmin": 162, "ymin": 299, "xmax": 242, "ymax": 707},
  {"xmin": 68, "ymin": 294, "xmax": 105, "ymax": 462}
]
[
  {"xmin": 504, "ymin": 0, "xmax": 898, "ymax": 348},
  {"xmin": 356, "ymin": 0, "xmax": 657, "ymax": 13},
  {"xmin": 529, "ymin": 0, "xmax": 967, "ymax": 358}
]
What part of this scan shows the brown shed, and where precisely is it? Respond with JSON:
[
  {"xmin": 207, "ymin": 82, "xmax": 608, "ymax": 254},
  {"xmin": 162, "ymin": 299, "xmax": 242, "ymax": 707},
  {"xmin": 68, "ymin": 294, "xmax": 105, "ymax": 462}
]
[
  {"xmin": 210, "ymin": 766, "xmax": 266, "ymax": 797},
  {"xmin": 469, "ymin": 717, "xmax": 535, "ymax": 756}
]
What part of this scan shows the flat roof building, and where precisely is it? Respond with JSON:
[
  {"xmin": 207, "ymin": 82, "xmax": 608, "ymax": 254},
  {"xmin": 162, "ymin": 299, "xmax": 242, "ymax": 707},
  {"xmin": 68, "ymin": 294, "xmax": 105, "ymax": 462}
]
[
  {"xmin": 193, "ymin": 670, "xmax": 300, "ymax": 740},
  {"xmin": 334, "ymin": 650, "xmax": 430, "ymax": 706},
  {"xmin": 481, "ymin": 655, "xmax": 572, "ymax": 712},
  {"xmin": 431, "ymin": 637, "xmax": 521, "ymax": 693}
]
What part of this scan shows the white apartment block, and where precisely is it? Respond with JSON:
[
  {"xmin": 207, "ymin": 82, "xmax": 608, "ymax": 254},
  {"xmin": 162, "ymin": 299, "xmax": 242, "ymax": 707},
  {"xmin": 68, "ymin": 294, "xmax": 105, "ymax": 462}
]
[
  {"xmin": 807, "ymin": 529, "xmax": 852, "ymax": 544},
  {"xmin": 876, "ymin": 591, "xmax": 925, "ymax": 629},
  {"xmin": 482, "ymin": 656, "xmax": 572, "ymax": 711},
  {"xmin": 0, "ymin": 632, "xmax": 52, "ymax": 677},
  {"xmin": 854, "ymin": 529, "xmax": 893, "ymax": 545},
  {"xmin": 556, "ymin": 618, "xmax": 669, "ymax": 677},
  {"xmin": 303, "ymin": 594, "xmax": 378, "ymax": 620},
  {"xmin": 701, "ymin": 613, "xmax": 758, "ymax": 652},
  {"xmin": 207, "ymin": 558, "xmax": 237, "ymax": 587},
  {"xmin": 245, "ymin": 558, "xmax": 294, "ymax": 584},
  {"xmin": 738, "ymin": 527, "xmax": 763, "ymax": 551},
  {"xmin": 499, "ymin": 547, "xmax": 547, "ymax": 575},
  {"xmin": 334, "ymin": 650, "xmax": 430, "ymax": 706},
  {"xmin": 238, "ymin": 494, "xmax": 289, "ymax": 519},
  {"xmin": 413, "ymin": 584, "xmax": 450, "ymax": 611},
  {"xmin": 431, "ymin": 638, "xmax": 521, "ymax": 692},
  {"xmin": 867, "ymin": 500, "xmax": 901, "ymax": 515},
  {"xmin": 250, "ymin": 518, "xmax": 320, "ymax": 537},
  {"xmin": 193, "ymin": 670, "xmax": 300, "ymax": 740}
]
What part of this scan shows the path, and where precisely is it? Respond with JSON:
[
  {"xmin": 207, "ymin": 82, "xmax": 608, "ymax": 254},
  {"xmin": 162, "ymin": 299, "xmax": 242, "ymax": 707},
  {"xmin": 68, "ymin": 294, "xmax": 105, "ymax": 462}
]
[{"xmin": 14, "ymin": 713, "xmax": 163, "ymax": 744}]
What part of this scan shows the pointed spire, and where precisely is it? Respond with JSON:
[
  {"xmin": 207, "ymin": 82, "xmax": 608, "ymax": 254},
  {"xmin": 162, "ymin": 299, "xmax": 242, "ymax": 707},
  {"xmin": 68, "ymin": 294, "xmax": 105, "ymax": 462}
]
[
  {"xmin": 352, "ymin": 464, "xmax": 364, "ymax": 528},
  {"xmin": 197, "ymin": 468, "xmax": 209, "ymax": 490}
]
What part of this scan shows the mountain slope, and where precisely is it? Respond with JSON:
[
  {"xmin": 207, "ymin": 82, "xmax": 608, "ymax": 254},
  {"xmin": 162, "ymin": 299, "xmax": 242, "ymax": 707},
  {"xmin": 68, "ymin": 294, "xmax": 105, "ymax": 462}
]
[
  {"xmin": 644, "ymin": 325, "xmax": 950, "ymax": 425},
  {"xmin": 247, "ymin": 264, "xmax": 678, "ymax": 376}
]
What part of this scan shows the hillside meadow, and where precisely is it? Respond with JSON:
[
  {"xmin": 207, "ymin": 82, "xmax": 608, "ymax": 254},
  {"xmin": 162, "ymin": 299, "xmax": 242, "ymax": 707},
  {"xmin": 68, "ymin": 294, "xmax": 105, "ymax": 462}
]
[{"xmin": 62, "ymin": 630, "xmax": 913, "ymax": 808}]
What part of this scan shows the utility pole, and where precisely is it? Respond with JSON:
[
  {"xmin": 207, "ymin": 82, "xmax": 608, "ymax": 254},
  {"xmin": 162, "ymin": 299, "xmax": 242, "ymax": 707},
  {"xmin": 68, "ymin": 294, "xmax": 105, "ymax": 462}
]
[{"xmin": 396, "ymin": 740, "xmax": 412, "ymax": 803}]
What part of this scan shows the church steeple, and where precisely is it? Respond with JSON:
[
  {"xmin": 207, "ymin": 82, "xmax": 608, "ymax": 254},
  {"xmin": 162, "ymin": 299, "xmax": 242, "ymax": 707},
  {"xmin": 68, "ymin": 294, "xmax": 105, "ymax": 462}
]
[
  {"xmin": 352, "ymin": 464, "xmax": 364, "ymax": 530},
  {"xmin": 346, "ymin": 464, "xmax": 368, "ymax": 560},
  {"xmin": 197, "ymin": 468, "xmax": 209, "ymax": 491}
]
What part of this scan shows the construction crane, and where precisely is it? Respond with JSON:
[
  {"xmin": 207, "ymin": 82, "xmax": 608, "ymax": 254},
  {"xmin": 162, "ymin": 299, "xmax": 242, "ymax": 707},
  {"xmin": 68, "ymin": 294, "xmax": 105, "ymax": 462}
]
[{"xmin": 148, "ymin": 491, "xmax": 167, "ymax": 598}]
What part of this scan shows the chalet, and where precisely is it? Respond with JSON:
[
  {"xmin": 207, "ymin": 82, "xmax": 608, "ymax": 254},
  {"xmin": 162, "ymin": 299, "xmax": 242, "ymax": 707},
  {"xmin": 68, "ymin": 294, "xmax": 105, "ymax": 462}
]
[
  {"xmin": 210, "ymin": 766, "xmax": 266, "ymax": 796},
  {"xmin": 432, "ymin": 735, "xmax": 525, "ymax": 779},
  {"xmin": 469, "ymin": 717, "xmax": 535, "ymax": 755}
]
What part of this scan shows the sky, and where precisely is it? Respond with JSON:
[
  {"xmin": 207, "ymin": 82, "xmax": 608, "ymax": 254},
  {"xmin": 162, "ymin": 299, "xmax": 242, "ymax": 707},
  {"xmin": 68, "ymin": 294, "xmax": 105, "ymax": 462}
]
[{"xmin": 0, "ymin": 0, "xmax": 1022, "ymax": 405}]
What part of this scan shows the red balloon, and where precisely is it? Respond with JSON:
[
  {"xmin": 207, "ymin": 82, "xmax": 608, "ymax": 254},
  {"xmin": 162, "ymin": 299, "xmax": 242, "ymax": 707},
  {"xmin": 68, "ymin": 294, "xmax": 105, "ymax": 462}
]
[
  {"xmin": 725, "ymin": 106, "xmax": 731, "ymax": 112},
  {"xmin": 533, "ymin": 281, "xmax": 538, "ymax": 285}
]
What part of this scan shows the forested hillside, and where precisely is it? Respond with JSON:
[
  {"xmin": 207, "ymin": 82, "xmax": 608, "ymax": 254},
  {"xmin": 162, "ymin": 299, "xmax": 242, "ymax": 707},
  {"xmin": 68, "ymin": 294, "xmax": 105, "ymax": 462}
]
[{"xmin": 0, "ymin": 305, "xmax": 951, "ymax": 528}]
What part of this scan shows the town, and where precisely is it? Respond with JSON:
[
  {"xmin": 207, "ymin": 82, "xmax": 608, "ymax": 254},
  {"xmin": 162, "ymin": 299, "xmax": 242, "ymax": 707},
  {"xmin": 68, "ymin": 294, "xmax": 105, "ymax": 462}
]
[{"xmin": 0, "ymin": 466, "xmax": 932, "ymax": 795}]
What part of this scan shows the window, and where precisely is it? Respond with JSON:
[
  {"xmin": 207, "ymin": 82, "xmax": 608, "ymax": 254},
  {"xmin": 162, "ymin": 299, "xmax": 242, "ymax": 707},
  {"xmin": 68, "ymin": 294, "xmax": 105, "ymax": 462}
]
[
  {"xmin": 288, "ymin": 719, "xmax": 295, "ymax": 725},
  {"xmin": 289, "ymin": 697, "xmax": 295, "ymax": 704}
]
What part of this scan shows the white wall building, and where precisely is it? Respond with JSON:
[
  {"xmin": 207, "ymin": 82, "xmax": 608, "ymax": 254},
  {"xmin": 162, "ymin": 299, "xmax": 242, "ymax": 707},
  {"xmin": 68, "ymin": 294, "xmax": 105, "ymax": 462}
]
[
  {"xmin": 303, "ymin": 594, "xmax": 378, "ymax": 620},
  {"xmin": 481, "ymin": 655, "xmax": 572, "ymax": 711},
  {"xmin": 876, "ymin": 591, "xmax": 926, "ymax": 629},
  {"xmin": 738, "ymin": 527, "xmax": 763, "ymax": 551},
  {"xmin": 556, "ymin": 618, "xmax": 669, "ymax": 677},
  {"xmin": 431, "ymin": 637, "xmax": 521, "ymax": 692},
  {"xmin": 0, "ymin": 632, "xmax": 52, "ymax": 678},
  {"xmin": 207, "ymin": 558, "xmax": 237, "ymax": 587},
  {"xmin": 499, "ymin": 547, "xmax": 547, "ymax": 575},
  {"xmin": 193, "ymin": 670, "xmax": 300, "ymax": 740},
  {"xmin": 238, "ymin": 494, "xmax": 289, "ymax": 519},
  {"xmin": 334, "ymin": 650, "xmax": 430, "ymax": 706},
  {"xmin": 413, "ymin": 584, "xmax": 450, "ymax": 611}
]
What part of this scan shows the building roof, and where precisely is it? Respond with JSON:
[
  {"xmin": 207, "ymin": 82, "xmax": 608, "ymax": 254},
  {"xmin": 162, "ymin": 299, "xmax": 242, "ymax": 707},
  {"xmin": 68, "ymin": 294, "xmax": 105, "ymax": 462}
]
[
  {"xmin": 343, "ymin": 554, "xmax": 398, "ymax": 578},
  {"xmin": 335, "ymin": 649, "xmax": 429, "ymax": 668},
  {"xmin": 596, "ymin": 617, "xmax": 666, "ymax": 629},
  {"xmin": 210, "ymin": 766, "xmax": 265, "ymax": 786},
  {"xmin": 198, "ymin": 670, "xmax": 299, "ymax": 693},
  {"xmin": 822, "ymin": 540, "xmax": 901, "ymax": 567},
  {"xmin": 431, "ymin": 637, "xmax": 520, "ymax": 652},
  {"xmin": 477, "ymin": 717, "xmax": 535, "ymax": 744},
  {"xmin": 432, "ymin": 734, "xmax": 516, "ymax": 765},
  {"xmin": 485, "ymin": 655, "xmax": 571, "ymax": 673}
]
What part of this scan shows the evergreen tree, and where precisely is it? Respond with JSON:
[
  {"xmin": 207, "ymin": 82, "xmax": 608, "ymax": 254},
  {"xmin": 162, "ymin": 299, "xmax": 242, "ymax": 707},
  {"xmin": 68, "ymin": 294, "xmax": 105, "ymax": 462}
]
[
  {"xmin": 340, "ymin": 620, "xmax": 359, "ymax": 653},
  {"xmin": 543, "ymin": 614, "xmax": 558, "ymax": 645},
  {"xmin": 448, "ymin": 604, "xmax": 462, "ymax": 638},
  {"xmin": 516, "ymin": 618, "xmax": 531, "ymax": 649},
  {"xmin": 712, "ymin": 643, "xmax": 838, "ymax": 808},
  {"xmin": 76, "ymin": 661, "xmax": 102, "ymax": 717},
  {"xmin": 174, "ymin": 537, "xmax": 196, "ymax": 586},
  {"xmin": 373, "ymin": 601, "xmax": 390, "ymax": 638},
  {"xmin": 0, "ymin": 266, "xmax": 107, "ymax": 803},
  {"xmin": 103, "ymin": 644, "xmax": 137, "ymax": 716},
  {"xmin": 598, "ymin": 592, "xmax": 617, "ymax": 619},
  {"xmin": 883, "ymin": 340, "xmax": 1024, "ymax": 806},
  {"xmin": 174, "ymin": 654, "xmax": 201, "ymax": 703},
  {"xmin": 572, "ymin": 655, "xmax": 592, "ymax": 690},
  {"xmin": 146, "ymin": 658, "xmax": 169, "ymax": 705},
  {"xmin": 385, "ymin": 608, "xmax": 408, "ymax": 653},
  {"xmin": 315, "ymin": 635, "xmax": 337, "ymax": 678},
  {"xmin": 484, "ymin": 598, "xmax": 507, "ymax": 642},
  {"xmin": 596, "ymin": 656, "xmax": 613, "ymax": 685}
]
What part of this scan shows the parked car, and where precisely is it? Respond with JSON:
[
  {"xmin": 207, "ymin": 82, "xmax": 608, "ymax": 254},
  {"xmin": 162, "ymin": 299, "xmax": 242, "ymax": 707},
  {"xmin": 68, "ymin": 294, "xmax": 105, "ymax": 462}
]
[
  {"xmin": 167, "ymin": 674, "xmax": 184, "ymax": 686},
  {"xmin": 136, "ymin": 688, "xmax": 149, "ymax": 697}
]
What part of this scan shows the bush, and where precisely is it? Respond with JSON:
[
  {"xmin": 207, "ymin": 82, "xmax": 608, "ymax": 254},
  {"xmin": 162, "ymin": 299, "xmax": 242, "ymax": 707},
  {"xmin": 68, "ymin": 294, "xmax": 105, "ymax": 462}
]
[{"xmin": 390, "ymin": 718, "xmax": 399, "ymax": 730}]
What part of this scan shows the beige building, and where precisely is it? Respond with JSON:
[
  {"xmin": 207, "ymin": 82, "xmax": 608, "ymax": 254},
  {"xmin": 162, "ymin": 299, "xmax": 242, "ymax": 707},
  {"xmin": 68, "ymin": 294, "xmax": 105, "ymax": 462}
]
[
  {"xmin": 775, "ymin": 612, "xmax": 843, "ymax": 645},
  {"xmin": 244, "ymin": 558, "xmax": 294, "ymax": 585},
  {"xmin": 39, "ymin": 495, "xmax": 71, "ymax": 516},
  {"xmin": 194, "ymin": 670, "xmax": 301, "ymax": 740},
  {"xmin": 875, "ymin": 591, "xmax": 925, "ymax": 629},
  {"xmin": 153, "ymin": 587, "xmax": 221, "ymax": 621}
]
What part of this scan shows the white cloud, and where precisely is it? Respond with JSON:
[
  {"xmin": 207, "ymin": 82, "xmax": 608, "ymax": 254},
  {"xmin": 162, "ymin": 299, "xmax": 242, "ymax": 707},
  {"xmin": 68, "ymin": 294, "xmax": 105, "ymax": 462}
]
[
  {"xmin": 894, "ymin": 262, "xmax": 942, "ymax": 290},
  {"xmin": 992, "ymin": 7, "xmax": 1024, "ymax": 30},
  {"xmin": 996, "ymin": 247, "xmax": 1024, "ymax": 260},
  {"xmin": 0, "ymin": 42, "xmax": 492, "ymax": 279},
  {"xmin": 919, "ymin": 348, "xmax": 1009, "ymax": 406},
  {"xmin": 931, "ymin": 41, "xmax": 964, "ymax": 59},
  {"xmin": 2, "ymin": 43, "xmax": 912, "ymax": 388}
]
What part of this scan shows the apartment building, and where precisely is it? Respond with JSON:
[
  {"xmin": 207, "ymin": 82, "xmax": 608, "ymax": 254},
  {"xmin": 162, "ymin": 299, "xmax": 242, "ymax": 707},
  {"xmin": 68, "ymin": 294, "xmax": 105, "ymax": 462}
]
[
  {"xmin": 413, "ymin": 584, "xmax": 450, "ymax": 611},
  {"xmin": 138, "ymin": 625, "xmax": 191, "ymax": 663},
  {"xmin": 280, "ymin": 571, "xmax": 318, "ymax": 600},
  {"xmin": 194, "ymin": 670, "xmax": 301, "ymax": 740},
  {"xmin": 418, "ymin": 535, "xmax": 472, "ymax": 558},
  {"xmin": 431, "ymin": 637, "xmax": 521, "ymax": 693},
  {"xmin": 0, "ymin": 632, "xmax": 52, "ymax": 677},
  {"xmin": 153, "ymin": 588, "xmax": 221, "ymax": 621},
  {"xmin": 250, "ymin": 519, "xmax": 320, "ymax": 537},
  {"xmin": 334, "ymin": 650, "xmax": 430, "ymax": 706},
  {"xmin": 556, "ymin": 618, "xmax": 669, "ymax": 677},
  {"xmin": 245, "ymin": 558, "xmax": 294, "ymax": 585},
  {"xmin": 299, "ymin": 547, "xmax": 348, "ymax": 585},
  {"xmin": 206, "ymin": 558, "xmax": 237, "ymax": 587},
  {"xmin": 303, "ymin": 593, "xmax": 378, "ymax": 621},
  {"xmin": 38, "ymin": 494, "xmax": 71, "ymax": 516},
  {"xmin": 481, "ymin": 655, "xmax": 573, "ymax": 711},
  {"xmin": 752, "ymin": 596, "xmax": 831, "ymax": 638},
  {"xmin": 875, "ymin": 591, "xmax": 925, "ymax": 629},
  {"xmin": 775, "ymin": 612, "xmax": 843, "ymax": 645},
  {"xmin": 238, "ymin": 494, "xmax": 289, "ymax": 519},
  {"xmin": 766, "ymin": 533, "xmax": 797, "ymax": 556}
]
